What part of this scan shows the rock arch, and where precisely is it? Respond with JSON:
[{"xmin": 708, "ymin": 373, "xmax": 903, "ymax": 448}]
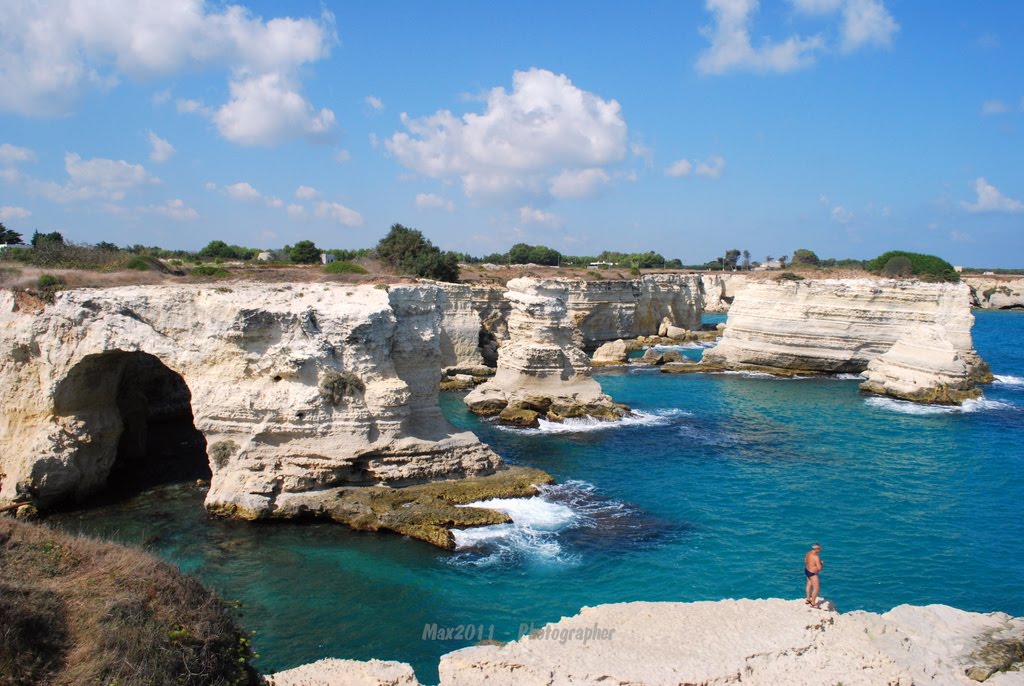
[{"xmin": 49, "ymin": 351, "xmax": 209, "ymax": 503}]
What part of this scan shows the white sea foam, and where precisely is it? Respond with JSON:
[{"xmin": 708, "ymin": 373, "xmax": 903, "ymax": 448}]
[
  {"xmin": 652, "ymin": 343, "xmax": 703, "ymax": 351},
  {"xmin": 450, "ymin": 488, "xmax": 582, "ymax": 564},
  {"xmin": 492, "ymin": 408, "xmax": 689, "ymax": 435},
  {"xmin": 715, "ymin": 370, "xmax": 777, "ymax": 379},
  {"xmin": 865, "ymin": 396, "xmax": 1014, "ymax": 415},
  {"xmin": 449, "ymin": 481, "xmax": 640, "ymax": 565},
  {"xmin": 994, "ymin": 374, "xmax": 1024, "ymax": 386}
]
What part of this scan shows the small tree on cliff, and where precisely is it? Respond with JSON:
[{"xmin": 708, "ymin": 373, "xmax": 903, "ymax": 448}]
[
  {"xmin": 375, "ymin": 223, "xmax": 460, "ymax": 282},
  {"xmin": 289, "ymin": 240, "xmax": 322, "ymax": 264},
  {"xmin": 791, "ymin": 249, "xmax": 820, "ymax": 267}
]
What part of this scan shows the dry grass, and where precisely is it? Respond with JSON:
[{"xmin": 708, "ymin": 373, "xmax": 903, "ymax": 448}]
[{"xmin": 0, "ymin": 518, "xmax": 259, "ymax": 686}]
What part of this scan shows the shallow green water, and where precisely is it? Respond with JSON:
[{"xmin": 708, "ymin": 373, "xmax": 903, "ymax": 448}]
[{"xmin": 54, "ymin": 310, "xmax": 1024, "ymax": 683}]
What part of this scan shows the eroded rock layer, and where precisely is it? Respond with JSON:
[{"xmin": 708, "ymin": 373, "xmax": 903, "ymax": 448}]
[
  {"xmin": 702, "ymin": 279, "xmax": 990, "ymax": 381},
  {"xmin": 567, "ymin": 274, "xmax": 703, "ymax": 348},
  {"xmin": 0, "ymin": 284, "xmax": 503, "ymax": 516},
  {"xmin": 464, "ymin": 278, "xmax": 627, "ymax": 425}
]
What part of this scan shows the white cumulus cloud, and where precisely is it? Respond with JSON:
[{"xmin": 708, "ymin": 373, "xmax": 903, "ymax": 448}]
[
  {"xmin": 287, "ymin": 204, "xmax": 305, "ymax": 217},
  {"xmin": 665, "ymin": 159, "xmax": 693, "ymax": 177},
  {"xmin": 0, "ymin": 144, "xmax": 37, "ymax": 166},
  {"xmin": 295, "ymin": 185, "xmax": 320, "ymax": 200},
  {"xmin": 364, "ymin": 95, "xmax": 384, "ymax": 110},
  {"xmin": 519, "ymin": 206, "xmax": 561, "ymax": 227},
  {"xmin": 143, "ymin": 198, "xmax": 198, "ymax": 220},
  {"xmin": 549, "ymin": 168, "xmax": 611, "ymax": 199},
  {"xmin": 147, "ymin": 131, "xmax": 175, "ymax": 162},
  {"xmin": 315, "ymin": 201, "xmax": 363, "ymax": 227},
  {"xmin": 387, "ymin": 68, "xmax": 627, "ymax": 202},
  {"xmin": 831, "ymin": 205, "xmax": 854, "ymax": 223},
  {"xmin": 213, "ymin": 72, "xmax": 335, "ymax": 147},
  {"xmin": 0, "ymin": 1, "xmax": 336, "ymax": 146},
  {"xmin": 697, "ymin": 0, "xmax": 824, "ymax": 74},
  {"xmin": 415, "ymin": 193, "xmax": 455, "ymax": 211},
  {"xmin": 666, "ymin": 155, "xmax": 725, "ymax": 179},
  {"xmin": 223, "ymin": 182, "xmax": 262, "ymax": 201},
  {"xmin": 838, "ymin": 0, "xmax": 899, "ymax": 52},
  {"xmin": 696, "ymin": 155, "xmax": 726, "ymax": 178},
  {"xmin": 30, "ymin": 152, "xmax": 159, "ymax": 202},
  {"xmin": 697, "ymin": 0, "xmax": 897, "ymax": 75},
  {"xmin": 961, "ymin": 178, "xmax": 1024, "ymax": 214},
  {"xmin": 0, "ymin": 206, "xmax": 32, "ymax": 221}
]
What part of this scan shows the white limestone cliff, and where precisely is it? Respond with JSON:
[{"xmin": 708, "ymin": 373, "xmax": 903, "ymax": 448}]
[
  {"xmin": 860, "ymin": 324, "xmax": 983, "ymax": 404},
  {"xmin": 964, "ymin": 276, "xmax": 1024, "ymax": 310},
  {"xmin": 701, "ymin": 279, "xmax": 990, "ymax": 382},
  {"xmin": 700, "ymin": 272, "xmax": 748, "ymax": 313},
  {"xmin": 464, "ymin": 278, "xmax": 628, "ymax": 424},
  {"xmin": 436, "ymin": 282, "xmax": 509, "ymax": 372},
  {"xmin": 568, "ymin": 274, "xmax": 703, "ymax": 348},
  {"xmin": 273, "ymin": 599, "xmax": 1024, "ymax": 685},
  {"xmin": 439, "ymin": 599, "xmax": 1024, "ymax": 685},
  {"xmin": 0, "ymin": 283, "xmax": 502, "ymax": 513}
]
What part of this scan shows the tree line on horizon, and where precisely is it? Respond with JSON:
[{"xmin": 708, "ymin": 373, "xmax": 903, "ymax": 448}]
[{"xmin": 0, "ymin": 221, "xmax": 977, "ymax": 283}]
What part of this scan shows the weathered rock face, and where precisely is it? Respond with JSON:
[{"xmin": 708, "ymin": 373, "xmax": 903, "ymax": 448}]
[
  {"xmin": 269, "ymin": 658, "xmax": 421, "ymax": 686},
  {"xmin": 0, "ymin": 284, "xmax": 503, "ymax": 514},
  {"xmin": 701, "ymin": 272, "xmax": 748, "ymax": 312},
  {"xmin": 464, "ymin": 278, "xmax": 628, "ymax": 423},
  {"xmin": 568, "ymin": 274, "xmax": 703, "ymax": 348},
  {"xmin": 861, "ymin": 324, "xmax": 983, "ymax": 404},
  {"xmin": 702, "ymin": 279, "xmax": 989, "ymax": 380},
  {"xmin": 964, "ymin": 276, "xmax": 1024, "ymax": 310},
  {"xmin": 436, "ymin": 282, "xmax": 510, "ymax": 370},
  {"xmin": 438, "ymin": 599, "xmax": 1024, "ymax": 685}
]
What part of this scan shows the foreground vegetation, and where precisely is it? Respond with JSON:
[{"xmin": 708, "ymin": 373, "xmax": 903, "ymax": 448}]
[{"xmin": 0, "ymin": 517, "xmax": 259, "ymax": 686}]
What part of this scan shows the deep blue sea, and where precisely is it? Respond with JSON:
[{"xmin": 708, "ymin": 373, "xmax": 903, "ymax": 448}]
[{"xmin": 54, "ymin": 310, "xmax": 1024, "ymax": 684}]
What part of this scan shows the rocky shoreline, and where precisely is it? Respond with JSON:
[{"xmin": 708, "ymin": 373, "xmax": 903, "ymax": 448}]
[{"xmin": 270, "ymin": 598, "xmax": 1024, "ymax": 685}]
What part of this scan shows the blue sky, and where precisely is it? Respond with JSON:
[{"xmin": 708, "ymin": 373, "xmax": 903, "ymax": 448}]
[{"xmin": 1, "ymin": 1, "xmax": 1022, "ymax": 266}]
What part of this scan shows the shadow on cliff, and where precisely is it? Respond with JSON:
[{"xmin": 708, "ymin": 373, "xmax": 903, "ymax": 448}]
[{"xmin": 52, "ymin": 351, "xmax": 210, "ymax": 506}]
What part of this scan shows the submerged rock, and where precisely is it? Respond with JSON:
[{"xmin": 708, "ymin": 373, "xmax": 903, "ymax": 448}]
[{"xmin": 236, "ymin": 465, "xmax": 554, "ymax": 549}]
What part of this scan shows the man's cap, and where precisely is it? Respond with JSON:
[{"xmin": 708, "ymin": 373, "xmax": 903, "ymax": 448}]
[{"xmin": 811, "ymin": 543, "xmax": 821, "ymax": 549}]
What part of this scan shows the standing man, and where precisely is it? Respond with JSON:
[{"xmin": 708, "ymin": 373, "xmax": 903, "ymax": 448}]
[{"xmin": 804, "ymin": 543, "xmax": 823, "ymax": 607}]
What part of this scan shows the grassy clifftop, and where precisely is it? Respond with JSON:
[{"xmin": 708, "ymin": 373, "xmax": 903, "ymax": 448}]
[{"xmin": 0, "ymin": 518, "xmax": 260, "ymax": 686}]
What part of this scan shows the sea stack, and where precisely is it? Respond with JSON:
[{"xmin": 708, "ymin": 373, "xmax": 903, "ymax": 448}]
[
  {"xmin": 695, "ymin": 278, "xmax": 992, "ymax": 402},
  {"xmin": 464, "ymin": 278, "xmax": 629, "ymax": 426}
]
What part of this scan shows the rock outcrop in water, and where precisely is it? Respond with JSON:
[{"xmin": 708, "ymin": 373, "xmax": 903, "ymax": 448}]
[
  {"xmin": 464, "ymin": 278, "xmax": 628, "ymax": 426},
  {"xmin": 0, "ymin": 284, "xmax": 548, "ymax": 545},
  {"xmin": 964, "ymin": 276, "xmax": 1024, "ymax": 310},
  {"xmin": 568, "ymin": 274, "xmax": 703, "ymax": 348},
  {"xmin": 274, "ymin": 599, "xmax": 1024, "ymax": 685},
  {"xmin": 693, "ymin": 279, "xmax": 991, "ymax": 402}
]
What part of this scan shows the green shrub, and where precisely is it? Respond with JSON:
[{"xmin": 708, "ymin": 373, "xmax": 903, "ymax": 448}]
[
  {"xmin": 189, "ymin": 266, "xmax": 230, "ymax": 278},
  {"xmin": 375, "ymin": 224, "xmax": 460, "ymax": 282},
  {"xmin": 323, "ymin": 260, "xmax": 368, "ymax": 275},
  {"xmin": 123, "ymin": 256, "xmax": 152, "ymax": 271},
  {"xmin": 586, "ymin": 271, "xmax": 604, "ymax": 280},
  {"xmin": 777, "ymin": 271, "xmax": 805, "ymax": 281},
  {"xmin": 208, "ymin": 441, "xmax": 238, "ymax": 470},
  {"xmin": 864, "ymin": 251, "xmax": 959, "ymax": 282},
  {"xmin": 37, "ymin": 274, "xmax": 65, "ymax": 289}
]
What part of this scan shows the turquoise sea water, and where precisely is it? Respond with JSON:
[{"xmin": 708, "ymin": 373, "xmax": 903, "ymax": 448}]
[{"xmin": 54, "ymin": 310, "xmax": 1024, "ymax": 683}]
